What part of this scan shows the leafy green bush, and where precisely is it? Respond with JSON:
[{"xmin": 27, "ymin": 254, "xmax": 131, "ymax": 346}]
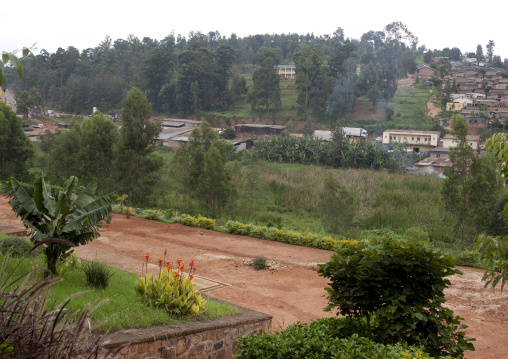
[
  {"xmin": 175, "ymin": 214, "xmax": 216, "ymax": 229},
  {"xmin": 253, "ymin": 256, "xmax": 267, "ymax": 270},
  {"xmin": 237, "ymin": 318, "xmax": 447, "ymax": 359},
  {"xmin": 455, "ymin": 250, "xmax": 482, "ymax": 267},
  {"xmin": 318, "ymin": 237, "xmax": 475, "ymax": 358},
  {"xmin": 82, "ymin": 260, "xmax": 115, "ymax": 289},
  {"xmin": 0, "ymin": 236, "xmax": 33, "ymax": 257},
  {"xmin": 142, "ymin": 209, "xmax": 163, "ymax": 221}
]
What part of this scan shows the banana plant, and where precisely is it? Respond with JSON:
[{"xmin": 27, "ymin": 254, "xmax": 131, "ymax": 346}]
[{"xmin": 1, "ymin": 174, "xmax": 116, "ymax": 273}]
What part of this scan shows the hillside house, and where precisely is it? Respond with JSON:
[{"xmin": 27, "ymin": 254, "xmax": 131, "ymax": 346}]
[
  {"xmin": 413, "ymin": 157, "xmax": 452, "ymax": 175},
  {"xmin": 416, "ymin": 64, "xmax": 434, "ymax": 80},
  {"xmin": 382, "ymin": 129, "xmax": 440, "ymax": 153},
  {"xmin": 275, "ymin": 65, "xmax": 296, "ymax": 79},
  {"xmin": 446, "ymin": 102, "xmax": 463, "ymax": 111},
  {"xmin": 442, "ymin": 134, "xmax": 481, "ymax": 150}
]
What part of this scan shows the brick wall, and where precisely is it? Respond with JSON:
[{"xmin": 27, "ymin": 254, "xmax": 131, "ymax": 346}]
[{"xmin": 98, "ymin": 302, "xmax": 271, "ymax": 359}]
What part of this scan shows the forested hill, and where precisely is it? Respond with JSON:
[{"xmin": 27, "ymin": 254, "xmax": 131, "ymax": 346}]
[{"xmin": 6, "ymin": 23, "xmax": 506, "ymax": 122}]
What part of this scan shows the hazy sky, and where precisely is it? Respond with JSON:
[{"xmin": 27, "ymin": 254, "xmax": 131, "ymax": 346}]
[{"xmin": 3, "ymin": 0, "xmax": 507, "ymax": 60}]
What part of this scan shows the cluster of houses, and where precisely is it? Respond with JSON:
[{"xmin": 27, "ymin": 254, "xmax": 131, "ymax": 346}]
[
  {"xmin": 381, "ymin": 128, "xmax": 481, "ymax": 175},
  {"xmin": 416, "ymin": 56, "xmax": 508, "ymax": 128}
]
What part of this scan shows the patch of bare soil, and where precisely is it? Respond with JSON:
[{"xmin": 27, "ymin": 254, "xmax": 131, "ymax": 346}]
[{"xmin": 1, "ymin": 195, "xmax": 506, "ymax": 358}]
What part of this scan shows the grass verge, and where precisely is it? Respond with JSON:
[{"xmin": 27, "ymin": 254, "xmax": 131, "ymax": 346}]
[{"xmin": 2, "ymin": 255, "xmax": 240, "ymax": 333}]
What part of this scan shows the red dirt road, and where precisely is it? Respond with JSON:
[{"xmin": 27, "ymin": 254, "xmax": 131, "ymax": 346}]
[{"xmin": 1, "ymin": 196, "xmax": 507, "ymax": 358}]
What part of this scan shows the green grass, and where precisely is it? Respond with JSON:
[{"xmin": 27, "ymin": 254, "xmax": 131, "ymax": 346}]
[
  {"xmin": 2, "ymin": 255, "xmax": 239, "ymax": 333},
  {"xmin": 385, "ymin": 87, "xmax": 434, "ymax": 130}
]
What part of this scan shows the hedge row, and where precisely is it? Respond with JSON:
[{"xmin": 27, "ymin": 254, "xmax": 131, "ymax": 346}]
[{"xmin": 225, "ymin": 220, "xmax": 357, "ymax": 251}]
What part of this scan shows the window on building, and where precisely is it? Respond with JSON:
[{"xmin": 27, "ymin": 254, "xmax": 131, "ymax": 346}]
[
  {"xmin": 404, "ymin": 137, "xmax": 407, "ymax": 140},
  {"xmin": 417, "ymin": 137, "xmax": 420, "ymax": 141}
]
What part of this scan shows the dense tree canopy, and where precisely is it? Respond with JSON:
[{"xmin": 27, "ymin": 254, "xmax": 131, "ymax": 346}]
[{"xmin": 0, "ymin": 102, "xmax": 34, "ymax": 180}]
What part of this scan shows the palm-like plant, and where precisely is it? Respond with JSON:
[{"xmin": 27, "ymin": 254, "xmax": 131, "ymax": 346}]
[{"xmin": 1, "ymin": 174, "xmax": 116, "ymax": 273}]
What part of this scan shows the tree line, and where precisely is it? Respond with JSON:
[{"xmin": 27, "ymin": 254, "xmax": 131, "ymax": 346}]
[{"xmin": 7, "ymin": 23, "xmax": 430, "ymax": 120}]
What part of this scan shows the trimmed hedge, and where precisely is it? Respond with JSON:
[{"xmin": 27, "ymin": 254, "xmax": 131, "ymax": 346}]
[
  {"xmin": 174, "ymin": 214, "xmax": 216, "ymax": 230},
  {"xmin": 225, "ymin": 220, "xmax": 356, "ymax": 250},
  {"xmin": 237, "ymin": 318, "xmax": 451, "ymax": 359}
]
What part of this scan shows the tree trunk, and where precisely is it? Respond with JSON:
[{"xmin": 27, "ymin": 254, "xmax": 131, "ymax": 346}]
[{"xmin": 45, "ymin": 246, "xmax": 59, "ymax": 274}]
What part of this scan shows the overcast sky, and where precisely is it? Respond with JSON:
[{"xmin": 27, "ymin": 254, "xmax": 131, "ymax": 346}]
[{"xmin": 3, "ymin": 0, "xmax": 508, "ymax": 61}]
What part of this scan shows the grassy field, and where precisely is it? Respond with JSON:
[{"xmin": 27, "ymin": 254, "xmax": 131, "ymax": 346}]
[
  {"xmin": 1, "ymin": 252, "xmax": 239, "ymax": 333},
  {"xmin": 153, "ymin": 157, "xmax": 457, "ymax": 246}
]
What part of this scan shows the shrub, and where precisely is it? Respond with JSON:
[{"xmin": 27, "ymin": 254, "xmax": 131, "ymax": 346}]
[
  {"xmin": 82, "ymin": 260, "xmax": 115, "ymax": 289},
  {"xmin": 176, "ymin": 214, "xmax": 216, "ymax": 229},
  {"xmin": 455, "ymin": 250, "xmax": 481, "ymax": 267},
  {"xmin": 143, "ymin": 209, "xmax": 163, "ymax": 221},
  {"xmin": 135, "ymin": 255, "xmax": 206, "ymax": 317},
  {"xmin": 318, "ymin": 237, "xmax": 475, "ymax": 358},
  {"xmin": 0, "ymin": 236, "xmax": 33, "ymax": 257},
  {"xmin": 253, "ymin": 256, "xmax": 267, "ymax": 270},
  {"xmin": 236, "ymin": 318, "xmax": 444, "ymax": 359}
]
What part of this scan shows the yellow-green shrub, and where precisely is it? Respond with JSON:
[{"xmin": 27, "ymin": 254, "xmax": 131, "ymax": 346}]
[
  {"xmin": 135, "ymin": 267, "xmax": 206, "ymax": 317},
  {"xmin": 176, "ymin": 214, "xmax": 216, "ymax": 229},
  {"xmin": 225, "ymin": 220, "xmax": 356, "ymax": 251}
]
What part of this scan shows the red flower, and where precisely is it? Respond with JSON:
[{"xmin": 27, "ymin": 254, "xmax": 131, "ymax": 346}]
[
  {"xmin": 179, "ymin": 278, "xmax": 182, "ymax": 283},
  {"xmin": 189, "ymin": 259, "xmax": 195, "ymax": 266},
  {"xmin": 176, "ymin": 259, "xmax": 182, "ymax": 266},
  {"xmin": 166, "ymin": 261, "xmax": 170, "ymax": 267},
  {"xmin": 174, "ymin": 271, "xmax": 180, "ymax": 277},
  {"xmin": 189, "ymin": 275, "xmax": 194, "ymax": 281},
  {"xmin": 144, "ymin": 254, "xmax": 149, "ymax": 260},
  {"xmin": 180, "ymin": 265, "xmax": 185, "ymax": 272},
  {"xmin": 157, "ymin": 258, "xmax": 163, "ymax": 264},
  {"xmin": 193, "ymin": 266, "xmax": 198, "ymax": 271}
]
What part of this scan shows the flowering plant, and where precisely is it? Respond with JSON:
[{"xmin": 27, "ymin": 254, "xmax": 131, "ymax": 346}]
[{"xmin": 135, "ymin": 250, "xmax": 206, "ymax": 317}]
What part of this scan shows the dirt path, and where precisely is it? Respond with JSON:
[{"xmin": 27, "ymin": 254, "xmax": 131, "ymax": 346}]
[{"xmin": 1, "ymin": 196, "xmax": 507, "ymax": 358}]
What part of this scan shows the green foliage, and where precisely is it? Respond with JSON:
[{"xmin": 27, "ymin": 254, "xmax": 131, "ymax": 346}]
[
  {"xmin": 1, "ymin": 174, "xmax": 116, "ymax": 273},
  {"xmin": 442, "ymin": 116, "xmax": 500, "ymax": 249},
  {"xmin": 0, "ymin": 236, "xmax": 33, "ymax": 258},
  {"xmin": 171, "ymin": 120, "xmax": 235, "ymax": 217},
  {"xmin": 476, "ymin": 235, "xmax": 508, "ymax": 290},
  {"xmin": 251, "ymin": 136, "xmax": 406, "ymax": 171},
  {"xmin": 249, "ymin": 48, "xmax": 281, "ymax": 112},
  {"xmin": 82, "ymin": 260, "xmax": 115, "ymax": 289},
  {"xmin": 113, "ymin": 87, "xmax": 162, "ymax": 205},
  {"xmin": 321, "ymin": 172, "xmax": 355, "ymax": 234},
  {"xmin": 253, "ymin": 256, "xmax": 267, "ymax": 270},
  {"xmin": 135, "ymin": 267, "xmax": 206, "ymax": 317},
  {"xmin": 78, "ymin": 111, "xmax": 118, "ymax": 194},
  {"xmin": 237, "ymin": 319, "xmax": 446, "ymax": 359},
  {"xmin": 455, "ymin": 250, "xmax": 482, "ymax": 268},
  {"xmin": 221, "ymin": 127, "xmax": 236, "ymax": 139},
  {"xmin": 0, "ymin": 102, "xmax": 34, "ymax": 181},
  {"xmin": 1, "ymin": 47, "xmax": 30, "ymax": 90},
  {"xmin": 175, "ymin": 214, "xmax": 216, "ymax": 229},
  {"xmin": 318, "ymin": 237, "xmax": 474, "ymax": 358}
]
